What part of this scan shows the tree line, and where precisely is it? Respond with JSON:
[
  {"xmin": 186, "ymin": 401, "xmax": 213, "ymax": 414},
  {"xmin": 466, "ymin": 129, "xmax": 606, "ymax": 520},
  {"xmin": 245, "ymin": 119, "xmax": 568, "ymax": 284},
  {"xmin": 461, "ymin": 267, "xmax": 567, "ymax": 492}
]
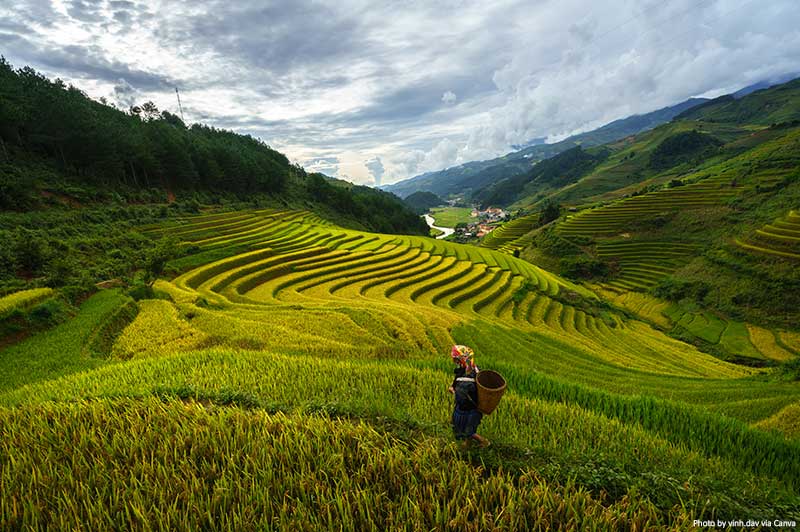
[{"xmin": 0, "ymin": 58, "xmax": 289, "ymax": 194}]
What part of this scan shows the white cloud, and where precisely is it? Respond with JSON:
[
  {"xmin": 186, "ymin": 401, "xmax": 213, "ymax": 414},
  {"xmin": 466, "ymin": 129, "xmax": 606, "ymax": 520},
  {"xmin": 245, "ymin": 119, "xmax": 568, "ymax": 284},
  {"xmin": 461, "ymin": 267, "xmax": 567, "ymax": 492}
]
[
  {"xmin": 364, "ymin": 156, "xmax": 385, "ymax": 185},
  {"xmin": 421, "ymin": 138, "xmax": 460, "ymax": 173},
  {"xmin": 303, "ymin": 156, "xmax": 340, "ymax": 177},
  {"xmin": 1, "ymin": 0, "xmax": 798, "ymax": 186}
]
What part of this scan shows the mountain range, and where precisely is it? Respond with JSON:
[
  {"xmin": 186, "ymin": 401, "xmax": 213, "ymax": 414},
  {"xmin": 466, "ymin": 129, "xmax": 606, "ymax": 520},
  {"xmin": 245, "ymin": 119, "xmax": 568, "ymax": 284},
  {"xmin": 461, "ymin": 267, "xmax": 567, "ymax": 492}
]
[{"xmin": 385, "ymin": 77, "xmax": 798, "ymax": 200}]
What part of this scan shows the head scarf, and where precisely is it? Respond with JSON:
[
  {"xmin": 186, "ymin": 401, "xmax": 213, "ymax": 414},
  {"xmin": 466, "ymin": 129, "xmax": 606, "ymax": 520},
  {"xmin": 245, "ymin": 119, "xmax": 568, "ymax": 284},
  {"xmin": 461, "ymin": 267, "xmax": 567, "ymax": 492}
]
[{"xmin": 451, "ymin": 344, "xmax": 477, "ymax": 373}]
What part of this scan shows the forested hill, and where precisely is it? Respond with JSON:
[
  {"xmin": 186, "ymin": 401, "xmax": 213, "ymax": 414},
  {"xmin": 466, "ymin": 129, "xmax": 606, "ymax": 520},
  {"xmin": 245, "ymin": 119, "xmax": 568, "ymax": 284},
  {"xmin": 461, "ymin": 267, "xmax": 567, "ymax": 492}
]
[{"xmin": 0, "ymin": 58, "xmax": 426, "ymax": 236}]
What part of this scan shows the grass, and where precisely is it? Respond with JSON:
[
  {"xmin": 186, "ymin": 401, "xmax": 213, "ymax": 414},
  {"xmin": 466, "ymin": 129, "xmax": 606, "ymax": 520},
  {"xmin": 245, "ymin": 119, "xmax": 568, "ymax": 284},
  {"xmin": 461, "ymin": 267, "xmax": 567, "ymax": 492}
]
[
  {"xmin": 2, "ymin": 351, "xmax": 798, "ymax": 524},
  {"xmin": 592, "ymin": 287, "xmax": 672, "ymax": 328},
  {"xmin": 0, "ymin": 289, "xmax": 129, "ymax": 392},
  {"xmin": 1, "ymin": 209, "xmax": 799, "ymax": 527},
  {"xmin": 0, "ymin": 397, "xmax": 696, "ymax": 531},
  {"xmin": 0, "ymin": 288, "xmax": 54, "ymax": 317},
  {"xmin": 747, "ymin": 324, "xmax": 796, "ymax": 361},
  {"xmin": 737, "ymin": 209, "xmax": 800, "ymax": 260},
  {"xmin": 429, "ymin": 206, "xmax": 474, "ymax": 228},
  {"xmin": 111, "ymin": 299, "xmax": 210, "ymax": 360}
]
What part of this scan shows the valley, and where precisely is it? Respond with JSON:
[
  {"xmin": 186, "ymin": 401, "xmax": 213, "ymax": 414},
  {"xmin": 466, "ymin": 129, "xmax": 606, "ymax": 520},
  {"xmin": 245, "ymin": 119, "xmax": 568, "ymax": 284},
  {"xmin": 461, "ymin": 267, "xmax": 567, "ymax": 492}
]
[{"xmin": 1, "ymin": 46, "xmax": 799, "ymax": 530}]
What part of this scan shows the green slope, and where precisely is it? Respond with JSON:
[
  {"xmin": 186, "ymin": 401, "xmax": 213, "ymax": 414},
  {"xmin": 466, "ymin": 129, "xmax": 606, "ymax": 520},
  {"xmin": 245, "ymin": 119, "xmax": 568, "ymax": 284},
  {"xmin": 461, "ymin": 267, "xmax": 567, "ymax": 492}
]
[
  {"xmin": 496, "ymin": 78, "xmax": 800, "ymax": 331},
  {"xmin": 0, "ymin": 59, "xmax": 426, "ymax": 237},
  {"xmin": 1, "ymin": 209, "xmax": 798, "ymax": 528},
  {"xmin": 473, "ymin": 77, "xmax": 800, "ymax": 211},
  {"xmin": 1, "ymin": 210, "xmax": 798, "ymax": 529}
]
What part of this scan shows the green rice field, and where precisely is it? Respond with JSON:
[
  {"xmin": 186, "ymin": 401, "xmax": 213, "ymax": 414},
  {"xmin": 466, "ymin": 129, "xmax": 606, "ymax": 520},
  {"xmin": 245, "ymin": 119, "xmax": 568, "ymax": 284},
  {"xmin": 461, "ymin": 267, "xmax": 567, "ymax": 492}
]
[
  {"xmin": 429, "ymin": 206, "xmax": 474, "ymax": 227},
  {"xmin": 1, "ymin": 208, "xmax": 798, "ymax": 529},
  {"xmin": 480, "ymin": 213, "xmax": 539, "ymax": 254}
]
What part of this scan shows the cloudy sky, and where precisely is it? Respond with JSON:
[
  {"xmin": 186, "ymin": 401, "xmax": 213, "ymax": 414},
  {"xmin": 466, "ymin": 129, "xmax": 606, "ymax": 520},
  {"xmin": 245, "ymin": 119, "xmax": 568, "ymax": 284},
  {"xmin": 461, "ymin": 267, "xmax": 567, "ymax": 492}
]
[{"xmin": 2, "ymin": 0, "xmax": 799, "ymax": 185}]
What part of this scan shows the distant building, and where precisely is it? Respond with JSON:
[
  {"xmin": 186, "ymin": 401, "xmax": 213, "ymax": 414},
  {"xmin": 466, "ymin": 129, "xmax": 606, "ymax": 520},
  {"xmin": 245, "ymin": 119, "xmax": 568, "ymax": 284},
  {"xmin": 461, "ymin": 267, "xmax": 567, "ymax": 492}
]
[{"xmin": 473, "ymin": 207, "xmax": 508, "ymax": 222}]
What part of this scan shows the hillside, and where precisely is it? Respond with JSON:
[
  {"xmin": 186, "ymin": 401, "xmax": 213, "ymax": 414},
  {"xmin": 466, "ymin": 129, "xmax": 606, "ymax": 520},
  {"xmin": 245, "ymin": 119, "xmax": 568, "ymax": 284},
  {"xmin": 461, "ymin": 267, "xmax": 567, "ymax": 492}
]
[
  {"xmin": 474, "ymin": 146, "xmax": 611, "ymax": 208},
  {"xmin": 403, "ymin": 190, "xmax": 445, "ymax": 214},
  {"xmin": 0, "ymin": 59, "xmax": 426, "ymax": 235},
  {"xmin": 2, "ymin": 209, "xmax": 798, "ymax": 528},
  {"xmin": 548, "ymin": 125, "xmax": 800, "ymax": 325},
  {"xmin": 384, "ymin": 97, "xmax": 707, "ymax": 198},
  {"xmin": 1, "ymin": 57, "xmax": 800, "ymax": 530},
  {"xmin": 676, "ymin": 78, "xmax": 800, "ymax": 125},
  {"xmin": 466, "ymin": 79, "xmax": 800, "ymax": 360},
  {"xmin": 470, "ymin": 79, "xmax": 800, "ymax": 211},
  {"xmin": 0, "ymin": 60, "xmax": 430, "ymax": 303}
]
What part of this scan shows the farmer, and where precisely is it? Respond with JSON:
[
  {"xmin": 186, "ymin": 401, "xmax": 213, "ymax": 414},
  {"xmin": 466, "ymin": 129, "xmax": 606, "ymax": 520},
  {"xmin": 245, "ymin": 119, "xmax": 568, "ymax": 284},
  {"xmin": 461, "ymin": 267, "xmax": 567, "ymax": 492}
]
[{"xmin": 448, "ymin": 344, "xmax": 490, "ymax": 448}]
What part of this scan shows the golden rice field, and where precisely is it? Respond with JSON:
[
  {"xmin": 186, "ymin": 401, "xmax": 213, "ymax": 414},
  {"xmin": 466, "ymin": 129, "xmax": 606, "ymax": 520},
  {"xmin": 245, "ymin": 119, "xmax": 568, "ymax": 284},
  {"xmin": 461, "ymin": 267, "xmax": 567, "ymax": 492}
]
[
  {"xmin": 736, "ymin": 209, "xmax": 800, "ymax": 260},
  {"xmin": 144, "ymin": 209, "xmax": 752, "ymax": 378},
  {"xmin": 1, "ymin": 208, "xmax": 799, "ymax": 529},
  {"xmin": 597, "ymin": 240, "xmax": 697, "ymax": 291},
  {"xmin": 594, "ymin": 286, "xmax": 795, "ymax": 363},
  {"xmin": 591, "ymin": 286, "xmax": 672, "ymax": 328},
  {"xmin": 480, "ymin": 213, "xmax": 539, "ymax": 254},
  {"xmin": 0, "ymin": 288, "xmax": 54, "ymax": 317},
  {"xmin": 557, "ymin": 172, "xmax": 741, "ymax": 238}
]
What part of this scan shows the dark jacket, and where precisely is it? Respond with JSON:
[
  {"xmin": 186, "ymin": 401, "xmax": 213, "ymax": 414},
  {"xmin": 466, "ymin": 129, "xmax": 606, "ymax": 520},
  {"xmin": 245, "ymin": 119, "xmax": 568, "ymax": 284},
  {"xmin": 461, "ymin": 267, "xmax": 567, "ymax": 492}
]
[{"xmin": 452, "ymin": 366, "xmax": 479, "ymax": 411}]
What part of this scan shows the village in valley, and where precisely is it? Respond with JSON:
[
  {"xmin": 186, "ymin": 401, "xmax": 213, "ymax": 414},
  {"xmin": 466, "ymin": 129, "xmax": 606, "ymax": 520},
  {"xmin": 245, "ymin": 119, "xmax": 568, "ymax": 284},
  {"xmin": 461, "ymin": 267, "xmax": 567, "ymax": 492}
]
[{"xmin": 445, "ymin": 205, "xmax": 509, "ymax": 241}]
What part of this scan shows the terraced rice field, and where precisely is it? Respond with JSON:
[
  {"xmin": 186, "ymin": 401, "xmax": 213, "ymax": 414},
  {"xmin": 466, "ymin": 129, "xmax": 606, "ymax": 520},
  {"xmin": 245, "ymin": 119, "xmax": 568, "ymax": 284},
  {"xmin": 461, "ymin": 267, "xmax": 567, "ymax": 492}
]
[
  {"xmin": 736, "ymin": 209, "xmax": 800, "ymax": 260},
  {"xmin": 597, "ymin": 240, "xmax": 697, "ymax": 291},
  {"xmin": 0, "ymin": 289, "xmax": 132, "ymax": 391},
  {"xmin": 663, "ymin": 304, "xmax": 786, "ymax": 362},
  {"xmin": 480, "ymin": 213, "xmax": 539, "ymax": 254},
  {"xmin": 557, "ymin": 128, "xmax": 799, "ymax": 240},
  {"xmin": 593, "ymin": 286, "xmax": 795, "ymax": 362},
  {"xmin": 140, "ymin": 209, "xmax": 757, "ymax": 378},
  {"xmin": 557, "ymin": 173, "xmax": 739, "ymax": 238},
  {"xmin": 127, "ymin": 209, "xmax": 800, "ymax": 407},
  {"xmin": 3, "ymin": 207, "xmax": 800, "ymax": 528},
  {"xmin": 0, "ymin": 288, "xmax": 54, "ymax": 317},
  {"xmin": 591, "ymin": 287, "xmax": 672, "ymax": 328}
]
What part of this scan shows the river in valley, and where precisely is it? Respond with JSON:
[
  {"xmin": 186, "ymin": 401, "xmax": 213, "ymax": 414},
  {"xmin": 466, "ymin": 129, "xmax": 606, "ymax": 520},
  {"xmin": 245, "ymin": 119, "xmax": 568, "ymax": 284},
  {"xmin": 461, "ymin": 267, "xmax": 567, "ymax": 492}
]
[{"xmin": 423, "ymin": 214, "xmax": 455, "ymax": 239}]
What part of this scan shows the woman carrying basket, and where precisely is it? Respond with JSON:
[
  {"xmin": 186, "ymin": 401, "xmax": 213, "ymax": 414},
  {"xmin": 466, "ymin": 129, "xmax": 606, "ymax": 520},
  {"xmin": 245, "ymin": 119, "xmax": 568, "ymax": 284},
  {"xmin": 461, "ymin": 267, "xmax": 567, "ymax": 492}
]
[{"xmin": 448, "ymin": 344, "xmax": 491, "ymax": 448}]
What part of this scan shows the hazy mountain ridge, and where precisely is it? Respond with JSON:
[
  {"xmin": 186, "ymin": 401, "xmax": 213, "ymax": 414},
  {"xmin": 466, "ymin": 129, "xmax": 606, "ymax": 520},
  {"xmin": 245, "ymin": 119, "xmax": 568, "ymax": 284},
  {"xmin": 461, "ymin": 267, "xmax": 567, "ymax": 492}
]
[
  {"xmin": 384, "ymin": 97, "xmax": 709, "ymax": 198},
  {"xmin": 473, "ymin": 76, "xmax": 800, "ymax": 211},
  {"xmin": 488, "ymin": 76, "xmax": 800, "ymax": 330}
]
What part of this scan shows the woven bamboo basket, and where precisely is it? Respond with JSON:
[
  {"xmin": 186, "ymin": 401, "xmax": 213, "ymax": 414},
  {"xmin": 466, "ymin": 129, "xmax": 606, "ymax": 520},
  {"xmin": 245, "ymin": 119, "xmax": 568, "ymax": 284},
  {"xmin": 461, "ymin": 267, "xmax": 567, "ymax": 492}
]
[{"xmin": 476, "ymin": 370, "xmax": 506, "ymax": 415}]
